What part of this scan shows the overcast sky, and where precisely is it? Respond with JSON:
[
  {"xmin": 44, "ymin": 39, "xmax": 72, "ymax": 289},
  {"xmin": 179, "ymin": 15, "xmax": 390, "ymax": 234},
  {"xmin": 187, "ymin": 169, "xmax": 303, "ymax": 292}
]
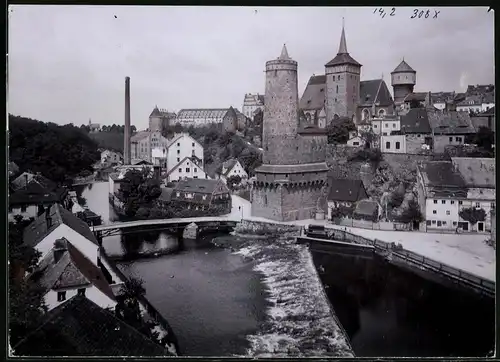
[{"xmin": 8, "ymin": 6, "xmax": 494, "ymax": 130}]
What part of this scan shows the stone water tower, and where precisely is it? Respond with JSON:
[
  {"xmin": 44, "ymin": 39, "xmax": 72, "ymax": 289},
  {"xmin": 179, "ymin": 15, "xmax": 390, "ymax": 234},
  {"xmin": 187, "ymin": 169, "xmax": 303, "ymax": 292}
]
[{"xmin": 391, "ymin": 59, "xmax": 416, "ymax": 106}]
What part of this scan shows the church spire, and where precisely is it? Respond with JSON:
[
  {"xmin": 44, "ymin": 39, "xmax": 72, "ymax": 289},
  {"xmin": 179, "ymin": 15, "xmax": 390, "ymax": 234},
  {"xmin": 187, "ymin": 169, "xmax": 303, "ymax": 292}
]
[
  {"xmin": 279, "ymin": 43, "xmax": 290, "ymax": 60},
  {"xmin": 338, "ymin": 18, "xmax": 348, "ymax": 54}
]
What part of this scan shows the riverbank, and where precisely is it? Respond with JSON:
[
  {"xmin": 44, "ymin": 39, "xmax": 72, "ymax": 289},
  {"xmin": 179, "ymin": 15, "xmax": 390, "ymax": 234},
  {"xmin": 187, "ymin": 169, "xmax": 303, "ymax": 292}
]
[{"xmin": 213, "ymin": 233, "xmax": 353, "ymax": 357}]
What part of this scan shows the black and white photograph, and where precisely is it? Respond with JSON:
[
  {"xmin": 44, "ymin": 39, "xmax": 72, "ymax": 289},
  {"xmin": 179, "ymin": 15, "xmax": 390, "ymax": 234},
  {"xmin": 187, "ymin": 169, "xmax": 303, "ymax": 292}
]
[{"xmin": 8, "ymin": 5, "xmax": 495, "ymax": 358}]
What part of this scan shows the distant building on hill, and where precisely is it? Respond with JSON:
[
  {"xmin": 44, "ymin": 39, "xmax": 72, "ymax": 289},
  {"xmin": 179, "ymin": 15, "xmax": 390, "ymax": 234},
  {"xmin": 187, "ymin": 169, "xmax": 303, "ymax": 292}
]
[
  {"xmin": 242, "ymin": 93, "xmax": 265, "ymax": 119},
  {"xmin": 149, "ymin": 106, "xmax": 176, "ymax": 132}
]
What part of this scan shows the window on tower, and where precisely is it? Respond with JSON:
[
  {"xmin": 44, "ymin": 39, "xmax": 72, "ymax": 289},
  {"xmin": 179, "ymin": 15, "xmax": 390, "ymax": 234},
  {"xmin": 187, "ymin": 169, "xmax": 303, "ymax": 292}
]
[
  {"xmin": 336, "ymin": 85, "xmax": 339, "ymax": 93},
  {"xmin": 338, "ymin": 75, "xmax": 340, "ymax": 80}
]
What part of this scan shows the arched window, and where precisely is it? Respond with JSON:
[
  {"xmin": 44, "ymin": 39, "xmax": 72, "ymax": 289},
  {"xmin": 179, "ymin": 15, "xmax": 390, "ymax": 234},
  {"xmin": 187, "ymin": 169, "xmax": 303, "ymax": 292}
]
[
  {"xmin": 378, "ymin": 109, "xmax": 386, "ymax": 117},
  {"xmin": 362, "ymin": 109, "xmax": 370, "ymax": 120}
]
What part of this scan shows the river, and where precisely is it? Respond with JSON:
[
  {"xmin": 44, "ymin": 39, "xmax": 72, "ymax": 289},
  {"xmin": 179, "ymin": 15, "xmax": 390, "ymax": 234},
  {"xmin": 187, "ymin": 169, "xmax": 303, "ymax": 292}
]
[{"xmin": 77, "ymin": 182, "xmax": 495, "ymax": 357}]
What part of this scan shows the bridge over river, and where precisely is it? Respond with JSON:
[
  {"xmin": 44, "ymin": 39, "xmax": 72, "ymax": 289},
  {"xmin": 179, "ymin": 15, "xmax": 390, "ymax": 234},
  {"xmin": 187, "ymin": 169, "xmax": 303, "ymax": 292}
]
[{"xmin": 93, "ymin": 216, "xmax": 240, "ymax": 237}]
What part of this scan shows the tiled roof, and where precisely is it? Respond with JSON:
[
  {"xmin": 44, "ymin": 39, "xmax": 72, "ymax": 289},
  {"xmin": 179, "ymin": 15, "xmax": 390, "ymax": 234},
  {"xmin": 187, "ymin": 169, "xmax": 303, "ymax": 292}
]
[
  {"xmin": 451, "ymin": 157, "xmax": 495, "ymax": 188},
  {"xmin": 177, "ymin": 109, "xmax": 228, "ymax": 119},
  {"xmin": 31, "ymin": 239, "xmax": 115, "ymax": 300},
  {"xmin": 13, "ymin": 296, "xmax": 170, "ymax": 356},
  {"xmin": 404, "ymin": 92, "xmax": 427, "ymax": 102},
  {"xmin": 23, "ymin": 204, "xmax": 98, "ymax": 248},
  {"xmin": 359, "ymin": 79, "xmax": 393, "ymax": 107},
  {"xmin": 150, "ymin": 106, "xmax": 176, "ymax": 119},
  {"xmin": 481, "ymin": 93, "xmax": 495, "ymax": 104},
  {"xmin": 172, "ymin": 178, "xmax": 226, "ymax": 195},
  {"xmin": 131, "ymin": 131, "xmax": 150, "ymax": 142},
  {"xmin": 392, "ymin": 60, "xmax": 416, "ymax": 73},
  {"xmin": 223, "ymin": 106, "xmax": 238, "ymax": 121},
  {"xmin": 457, "ymin": 95, "xmax": 482, "ymax": 106},
  {"xmin": 418, "ymin": 161, "xmax": 468, "ymax": 198},
  {"xmin": 299, "ymin": 75, "xmax": 326, "ymax": 110},
  {"xmin": 327, "ymin": 178, "xmax": 367, "ymax": 202},
  {"xmin": 299, "ymin": 77, "xmax": 392, "ymax": 110},
  {"xmin": 12, "ymin": 172, "xmax": 58, "ymax": 191},
  {"xmin": 9, "ymin": 181, "xmax": 67, "ymax": 206},
  {"xmin": 400, "ymin": 108, "xmax": 432, "ymax": 134},
  {"xmin": 325, "ymin": 53, "xmax": 361, "ymax": 67},
  {"xmin": 466, "ymin": 84, "xmax": 494, "ymax": 96},
  {"xmin": 427, "ymin": 110, "xmax": 475, "ymax": 135},
  {"xmin": 431, "ymin": 92, "xmax": 456, "ymax": 104}
]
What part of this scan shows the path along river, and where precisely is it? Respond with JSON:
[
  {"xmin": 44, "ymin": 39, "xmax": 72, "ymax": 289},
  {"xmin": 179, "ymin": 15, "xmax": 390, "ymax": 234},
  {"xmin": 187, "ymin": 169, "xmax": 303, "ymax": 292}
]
[{"xmin": 76, "ymin": 182, "xmax": 494, "ymax": 357}]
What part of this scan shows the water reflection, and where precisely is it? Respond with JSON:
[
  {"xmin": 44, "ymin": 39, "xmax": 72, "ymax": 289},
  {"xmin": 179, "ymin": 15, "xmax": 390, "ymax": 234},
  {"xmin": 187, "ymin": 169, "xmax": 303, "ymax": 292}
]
[{"xmin": 312, "ymin": 250, "xmax": 495, "ymax": 357}]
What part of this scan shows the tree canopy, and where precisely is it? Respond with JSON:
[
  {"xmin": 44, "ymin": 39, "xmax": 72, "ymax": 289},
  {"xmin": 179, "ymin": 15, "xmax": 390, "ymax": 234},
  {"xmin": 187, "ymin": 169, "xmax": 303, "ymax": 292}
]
[
  {"xmin": 116, "ymin": 168, "xmax": 162, "ymax": 217},
  {"xmin": 9, "ymin": 115, "xmax": 100, "ymax": 184},
  {"xmin": 326, "ymin": 117, "xmax": 356, "ymax": 144}
]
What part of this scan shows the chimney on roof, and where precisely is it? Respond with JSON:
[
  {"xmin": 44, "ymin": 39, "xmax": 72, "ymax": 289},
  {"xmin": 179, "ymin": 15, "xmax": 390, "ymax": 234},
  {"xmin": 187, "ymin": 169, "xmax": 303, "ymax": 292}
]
[
  {"xmin": 53, "ymin": 238, "xmax": 68, "ymax": 264},
  {"xmin": 45, "ymin": 205, "xmax": 52, "ymax": 229}
]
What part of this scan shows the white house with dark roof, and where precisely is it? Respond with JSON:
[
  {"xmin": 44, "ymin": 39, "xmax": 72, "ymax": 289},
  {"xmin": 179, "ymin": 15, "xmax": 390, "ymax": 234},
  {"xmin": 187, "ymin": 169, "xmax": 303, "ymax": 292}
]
[
  {"xmin": 417, "ymin": 158, "xmax": 495, "ymax": 233},
  {"xmin": 23, "ymin": 203, "xmax": 122, "ymax": 285},
  {"xmin": 217, "ymin": 158, "xmax": 247, "ymax": 184},
  {"xmin": 30, "ymin": 238, "xmax": 117, "ymax": 311},
  {"xmin": 165, "ymin": 156, "xmax": 207, "ymax": 182},
  {"xmin": 456, "ymin": 95, "xmax": 483, "ymax": 114},
  {"xmin": 166, "ymin": 133, "xmax": 204, "ymax": 175}
]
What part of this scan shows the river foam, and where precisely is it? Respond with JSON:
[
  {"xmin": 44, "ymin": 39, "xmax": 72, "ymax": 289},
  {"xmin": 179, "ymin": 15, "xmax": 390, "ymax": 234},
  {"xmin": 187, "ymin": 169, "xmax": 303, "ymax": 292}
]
[{"xmin": 234, "ymin": 239, "xmax": 354, "ymax": 357}]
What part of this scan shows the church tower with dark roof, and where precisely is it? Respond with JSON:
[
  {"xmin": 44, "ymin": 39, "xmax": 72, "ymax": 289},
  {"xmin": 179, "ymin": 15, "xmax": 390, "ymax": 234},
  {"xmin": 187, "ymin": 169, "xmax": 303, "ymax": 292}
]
[
  {"xmin": 391, "ymin": 59, "xmax": 416, "ymax": 105},
  {"xmin": 325, "ymin": 20, "xmax": 362, "ymax": 124}
]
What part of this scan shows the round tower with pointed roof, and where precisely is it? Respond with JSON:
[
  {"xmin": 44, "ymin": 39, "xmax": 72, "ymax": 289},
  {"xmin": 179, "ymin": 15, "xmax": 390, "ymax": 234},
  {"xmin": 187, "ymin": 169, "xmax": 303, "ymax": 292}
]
[
  {"xmin": 325, "ymin": 20, "xmax": 362, "ymax": 124},
  {"xmin": 391, "ymin": 59, "xmax": 416, "ymax": 105},
  {"xmin": 262, "ymin": 44, "xmax": 300, "ymax": 165}
]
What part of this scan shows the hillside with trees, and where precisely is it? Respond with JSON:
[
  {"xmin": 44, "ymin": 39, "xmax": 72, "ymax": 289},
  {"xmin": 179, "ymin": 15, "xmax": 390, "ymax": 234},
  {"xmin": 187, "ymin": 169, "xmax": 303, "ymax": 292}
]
[
  {"xmin": 9, "ymin": 115, "xmax": 100, "ymax": 184},
  {"xmin": 83, "ymin": 124, "xmax": 137, "ymax": 153}
]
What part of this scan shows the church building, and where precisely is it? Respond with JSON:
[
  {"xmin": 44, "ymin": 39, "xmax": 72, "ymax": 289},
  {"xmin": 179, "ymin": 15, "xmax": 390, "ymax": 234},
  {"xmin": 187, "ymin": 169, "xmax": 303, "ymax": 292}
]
[{"xmin": 300, "ymin": 22, "xmax": 399, "ymax": 125}]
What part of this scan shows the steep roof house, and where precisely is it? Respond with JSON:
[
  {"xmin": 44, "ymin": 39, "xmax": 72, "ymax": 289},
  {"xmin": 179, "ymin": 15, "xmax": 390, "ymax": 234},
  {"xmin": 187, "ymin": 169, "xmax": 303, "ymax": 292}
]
[
  {"xmin": 23, "ymin": 203, "xmax": 100, "ymax": 265},
  {"xmin": 170, "ymin": 179, "xmax": 231, "ymax": 213},
  {"xmin": 427, "ymin": 109, "xmax": 476, "ymax": 153},
  {"xmin": 23, "ymin": 203, "xmax": 123, "ymax": 285},
  {"xmin": 13, "ymin": 296, "xmax": 171, "ymax": 357},
  {"xmin": 217, "ymin": 158, "xmax": 248, "ymax": 183},
  {"xmin": 165, "ymin": 156, "xmax": 207, "ymax": 182},
  {"xmin": 415, "ymin": 160, "xmax": 494, "ymax": 232},
  {"xmin": 9, "ymin": 172, "xmax": 70, "ymax": 222},
  {"xmin": 30, "ymin": 238, "xmax": 117, "ymax": 311},
  {"xmin": 327, "ymin": 178, "xmax": 368, "ymax": 220}
]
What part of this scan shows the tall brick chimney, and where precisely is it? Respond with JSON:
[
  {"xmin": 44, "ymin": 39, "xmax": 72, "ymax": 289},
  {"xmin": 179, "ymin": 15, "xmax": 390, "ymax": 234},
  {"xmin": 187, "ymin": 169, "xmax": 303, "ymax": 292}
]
[{"xmin": 124, "ymin": 76, "xmax": 131, "ymax": 165}]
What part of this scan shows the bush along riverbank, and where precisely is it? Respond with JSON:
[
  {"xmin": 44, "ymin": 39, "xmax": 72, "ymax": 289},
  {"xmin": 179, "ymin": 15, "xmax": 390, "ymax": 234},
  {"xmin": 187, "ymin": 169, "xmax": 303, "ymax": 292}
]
[{"xmin": 211, "ymin": 229, "xmax": 353, "ymax": 358}]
